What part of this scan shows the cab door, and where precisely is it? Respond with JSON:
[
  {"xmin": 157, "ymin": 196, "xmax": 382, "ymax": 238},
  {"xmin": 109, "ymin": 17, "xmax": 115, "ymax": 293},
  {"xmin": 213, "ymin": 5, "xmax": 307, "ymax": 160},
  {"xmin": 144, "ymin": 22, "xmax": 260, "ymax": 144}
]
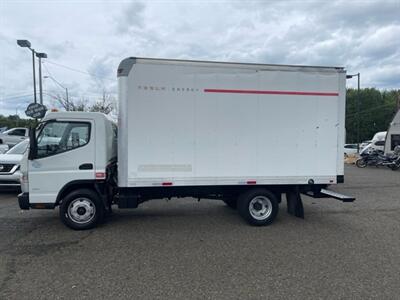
[{"xmin": 29, "ymin": 119, "xmax": 95, "ymax": 205}]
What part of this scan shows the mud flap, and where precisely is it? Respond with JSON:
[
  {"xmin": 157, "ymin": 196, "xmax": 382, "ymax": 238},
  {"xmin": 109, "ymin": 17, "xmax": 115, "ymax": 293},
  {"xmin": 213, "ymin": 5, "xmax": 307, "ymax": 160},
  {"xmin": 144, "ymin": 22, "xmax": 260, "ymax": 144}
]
[{"xmin": 286, "ymin": 189, "xmax": 304, "ymax": 219}]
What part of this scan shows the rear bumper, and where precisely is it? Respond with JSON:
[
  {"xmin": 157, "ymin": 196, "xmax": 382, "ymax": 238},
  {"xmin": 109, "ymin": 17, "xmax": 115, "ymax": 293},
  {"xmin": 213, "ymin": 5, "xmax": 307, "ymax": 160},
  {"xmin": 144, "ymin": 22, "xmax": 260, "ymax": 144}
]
[{"xmin": 18, "ymin": 192, "xmax": 30, "ymax": 210}]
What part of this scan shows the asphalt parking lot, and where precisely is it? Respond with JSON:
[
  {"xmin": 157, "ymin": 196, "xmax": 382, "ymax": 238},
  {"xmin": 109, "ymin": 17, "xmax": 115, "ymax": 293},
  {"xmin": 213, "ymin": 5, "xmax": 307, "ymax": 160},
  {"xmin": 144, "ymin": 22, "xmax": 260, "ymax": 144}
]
[{"xmin": 1, "ymin": 164, "xmax": 399, "ymax": 299}]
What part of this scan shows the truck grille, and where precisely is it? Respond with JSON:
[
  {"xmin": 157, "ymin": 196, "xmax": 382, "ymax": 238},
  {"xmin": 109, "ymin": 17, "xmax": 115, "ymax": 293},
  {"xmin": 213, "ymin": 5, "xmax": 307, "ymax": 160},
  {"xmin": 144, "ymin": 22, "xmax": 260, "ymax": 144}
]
[{"xmin": 0, "ymin": 164, "xmax": 15, "ymax": 173}]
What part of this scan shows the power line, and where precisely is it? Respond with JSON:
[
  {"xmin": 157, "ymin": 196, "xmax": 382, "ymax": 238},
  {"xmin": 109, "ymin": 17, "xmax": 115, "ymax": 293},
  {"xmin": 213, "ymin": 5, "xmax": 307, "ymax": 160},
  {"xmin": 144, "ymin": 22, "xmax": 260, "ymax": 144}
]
[
  {"xmin": 43, "ymin": 63, "xmax": 66, "ymax": 94},
  {"xmin": 44, "ymin": 60, "xmax": 114, "ymax": 81},
  {"xmin": 0, "ymin": 94, "xmax": 33, "ymax": 101},
  {"xmin": 0, "ymin": 91, "xmax": 34, "ymax": 98},
  {"xmin": 346, "ymin": 103, "xmax": 395, "ymax": 118}
]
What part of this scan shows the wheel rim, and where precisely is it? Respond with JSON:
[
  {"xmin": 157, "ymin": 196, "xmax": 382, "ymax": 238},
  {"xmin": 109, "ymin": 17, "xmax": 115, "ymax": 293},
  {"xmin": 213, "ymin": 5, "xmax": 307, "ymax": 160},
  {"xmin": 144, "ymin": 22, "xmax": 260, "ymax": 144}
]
[
  {"xmin": 67, "ymin": 197, "xmax": 96, "ymax": 224},
  {"xmin": 357, "ymin": 159, "xmax": 366, "ymax": 167},
  {"xmin": 249, "ymin": 196, "xmax": 273, "ymax": 220}
]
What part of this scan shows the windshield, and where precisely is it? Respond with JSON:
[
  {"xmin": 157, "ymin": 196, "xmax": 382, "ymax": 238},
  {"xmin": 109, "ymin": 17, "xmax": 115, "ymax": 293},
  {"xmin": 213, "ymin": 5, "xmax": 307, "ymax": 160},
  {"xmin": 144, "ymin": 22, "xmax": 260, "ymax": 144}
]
[{"xmin": 7, "ymin": 140, "xmax": 29, "ymax": 155}]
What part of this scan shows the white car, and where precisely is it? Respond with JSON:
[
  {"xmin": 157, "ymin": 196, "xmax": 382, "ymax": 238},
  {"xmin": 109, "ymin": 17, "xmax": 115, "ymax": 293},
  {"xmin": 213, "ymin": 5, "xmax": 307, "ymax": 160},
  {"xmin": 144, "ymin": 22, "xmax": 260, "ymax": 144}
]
[
  {"xmin": 0, "ymin": 139, "xmax": 29, "ymax": 188},
  {"xmin": 0, "ymin": 144, "xmax": 9, "ymax": 154},
  {"xmin": 0, "ymin": 127, "xmax": 29, "ymax": 147},
  {"xmin": 344, "ymin": 144, "xmax": 359, "ymax": 157}
]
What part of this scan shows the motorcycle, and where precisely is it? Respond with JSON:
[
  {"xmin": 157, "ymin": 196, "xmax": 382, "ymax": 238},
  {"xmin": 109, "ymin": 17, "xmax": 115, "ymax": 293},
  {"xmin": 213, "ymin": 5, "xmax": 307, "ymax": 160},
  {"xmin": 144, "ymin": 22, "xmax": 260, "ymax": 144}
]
[
  {"xmin": 356, "ymin": 148, "xmax": 383, "ymax": 168},
  {"xmin": 356, "ymin": 145, "xmax": 400, "ymax": 170},
  {"xmin": 385, "ymin": 145, "xmax": 400, "ymax": 171}
]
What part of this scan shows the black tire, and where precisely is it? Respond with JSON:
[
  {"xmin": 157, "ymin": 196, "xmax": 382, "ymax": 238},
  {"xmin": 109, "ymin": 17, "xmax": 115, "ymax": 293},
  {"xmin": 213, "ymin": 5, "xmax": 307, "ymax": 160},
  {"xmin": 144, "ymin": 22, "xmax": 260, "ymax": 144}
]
[
  {"xmin": 356, "ymin": 158, "xmax": 367, "ymax": 168},
  {"xmin": 223, "ymin": 197, "xmax": 237, "ymax": 209},
  {"xmin": 389, "ymin": 164, "xmax": 400, "ymax": 171},
  {"xmin": 59, "ymin": 188, "xmax": 104, "ymax": 230},
  {"xmin": 237, "ymin": 188, "xmax": 279, "ymax": 226}
]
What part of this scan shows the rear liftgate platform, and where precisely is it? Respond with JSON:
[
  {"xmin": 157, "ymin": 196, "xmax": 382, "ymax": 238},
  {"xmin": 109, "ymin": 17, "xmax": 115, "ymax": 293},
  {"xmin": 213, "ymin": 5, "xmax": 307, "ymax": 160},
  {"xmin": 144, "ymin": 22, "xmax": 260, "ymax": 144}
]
[{"xmin": 286, "ymin": 188, "xmax": 355, "ymax": 219}]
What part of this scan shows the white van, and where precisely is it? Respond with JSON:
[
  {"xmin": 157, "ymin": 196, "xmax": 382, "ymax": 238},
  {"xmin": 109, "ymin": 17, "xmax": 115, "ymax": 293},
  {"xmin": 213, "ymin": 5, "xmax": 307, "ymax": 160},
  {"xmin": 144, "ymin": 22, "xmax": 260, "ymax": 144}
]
[{"xmin": 360, "ymin": 131, "xmax": 387, "ymax": 154}]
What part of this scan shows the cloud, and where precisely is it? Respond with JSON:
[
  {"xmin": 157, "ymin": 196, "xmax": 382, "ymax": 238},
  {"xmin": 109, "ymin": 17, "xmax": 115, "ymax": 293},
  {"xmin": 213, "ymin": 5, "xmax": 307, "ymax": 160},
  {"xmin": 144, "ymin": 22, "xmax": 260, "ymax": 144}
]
[
  {"xmin": 114, "ymin": 1, "xmax": 146, "ymax": 34},
  {"xmin": 1, "ymin": 0, "xmax": 399, "ymax": 117}
]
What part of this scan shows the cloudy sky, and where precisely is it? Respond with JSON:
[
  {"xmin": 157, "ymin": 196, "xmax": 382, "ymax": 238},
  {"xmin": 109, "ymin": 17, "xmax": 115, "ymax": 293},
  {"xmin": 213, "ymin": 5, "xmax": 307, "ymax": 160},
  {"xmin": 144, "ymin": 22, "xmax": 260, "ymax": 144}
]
[{"xmin": 0, "ymin": 0, "xmax": 399, "ymax": 116}]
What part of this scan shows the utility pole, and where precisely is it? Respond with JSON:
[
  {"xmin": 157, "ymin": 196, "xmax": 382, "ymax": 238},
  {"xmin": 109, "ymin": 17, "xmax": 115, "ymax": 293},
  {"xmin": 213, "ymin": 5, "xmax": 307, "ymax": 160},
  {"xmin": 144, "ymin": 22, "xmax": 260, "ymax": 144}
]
[
  {"xmin": 44, "ymin": 75, "xmax": 69, "ymax": 110},
  {"xmin": 36, "ymin": 52, "xmax": 47, "ymax": 105},
  {"xmin": 346, "ymin": 73, "xmax": 361, "ymax": 150},
  {"xmin": 31, "ymin": 50, "xmax": 37, "ymax": 104},
  {"xmin": 357, "ymin": 73, "xmax": 360, "ymax": 147}
]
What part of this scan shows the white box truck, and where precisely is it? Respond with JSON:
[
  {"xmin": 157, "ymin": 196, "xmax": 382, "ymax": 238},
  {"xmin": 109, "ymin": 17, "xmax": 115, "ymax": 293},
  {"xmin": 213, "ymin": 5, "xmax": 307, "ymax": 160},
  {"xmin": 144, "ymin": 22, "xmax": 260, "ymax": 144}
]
[{"xmin": 18, "ymin": 57, "xmax": 354, "ymax": 230}]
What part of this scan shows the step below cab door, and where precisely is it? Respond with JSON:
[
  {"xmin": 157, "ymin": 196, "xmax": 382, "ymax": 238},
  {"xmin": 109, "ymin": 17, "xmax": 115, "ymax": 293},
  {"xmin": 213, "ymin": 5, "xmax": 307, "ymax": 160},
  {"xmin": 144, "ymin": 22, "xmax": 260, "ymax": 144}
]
[{"xmin": 29, "ymin": 119, "xmax": 95, "ymax": 205}]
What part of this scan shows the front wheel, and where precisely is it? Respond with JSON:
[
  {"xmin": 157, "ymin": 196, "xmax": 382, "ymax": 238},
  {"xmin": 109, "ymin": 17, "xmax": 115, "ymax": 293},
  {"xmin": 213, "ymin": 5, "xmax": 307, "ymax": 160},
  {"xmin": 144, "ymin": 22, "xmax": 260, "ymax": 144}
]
[
  {"xmin": 238, "ymin": 189, "xmax": 279, "ymax": 226},
  {"xmin": 356, "ymin": 158, "xmax": 367, "ymax": 168},
  {"xmin": 389, "ymin": 164, "xmax": 400, "ymax": 171},
  {"xmin": 59, "ymin": 189, "xmax": 104, "ymax": 230}
]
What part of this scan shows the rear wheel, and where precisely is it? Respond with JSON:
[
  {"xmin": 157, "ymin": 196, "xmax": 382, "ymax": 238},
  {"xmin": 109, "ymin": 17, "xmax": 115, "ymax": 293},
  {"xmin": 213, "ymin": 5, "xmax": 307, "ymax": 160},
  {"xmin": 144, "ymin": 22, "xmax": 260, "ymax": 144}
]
[
  {"xmin": 238, "ymin": 189, "xmax": 279, "ymax": 226},
  {"xmin": 356, "ymin": 158, "xmax": 367, "ymax": 168},
  {"xmin": 60, "ymin": 189, "xmax": 104, "ymax": 230}
]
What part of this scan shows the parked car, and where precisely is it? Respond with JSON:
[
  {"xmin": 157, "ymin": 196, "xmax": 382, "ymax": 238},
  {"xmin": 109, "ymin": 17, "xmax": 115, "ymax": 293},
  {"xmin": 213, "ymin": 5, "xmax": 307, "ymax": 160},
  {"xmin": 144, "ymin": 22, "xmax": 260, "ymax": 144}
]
[
  {"xmin": 0, "ymin": 139, "xmax": 29, "ymax": 188},
  {"xmin": 0, "ymin": 127, "xmax": 29, "ymax": 147},
  {"xmin": 344, "ymin": 144, "xmax": 359, "ymax": 157},
  {"xmin": 0, "ymin": 144, "xmax": 9, "ymax": 154}
]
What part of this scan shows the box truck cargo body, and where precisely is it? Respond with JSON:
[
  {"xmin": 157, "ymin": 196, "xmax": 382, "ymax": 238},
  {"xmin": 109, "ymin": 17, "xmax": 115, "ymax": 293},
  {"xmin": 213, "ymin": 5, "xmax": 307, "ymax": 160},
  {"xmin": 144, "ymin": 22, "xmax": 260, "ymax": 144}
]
[
  {"xmin": 19, "ymin": 58, "xmax": 354, "ymax": 230},
  {"xmin": 118, "ymin": 58, "xmax": 345, "ymax": 187}
]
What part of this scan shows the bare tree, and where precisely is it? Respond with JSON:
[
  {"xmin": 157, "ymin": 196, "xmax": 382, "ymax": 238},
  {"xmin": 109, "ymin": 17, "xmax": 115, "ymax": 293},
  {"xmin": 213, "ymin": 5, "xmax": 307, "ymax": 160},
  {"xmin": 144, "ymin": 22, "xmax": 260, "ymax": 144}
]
[
  {"xmin": 52, "ymin": 90, "xmax": 116, "ymax": 114},
  {"xmin": 89, "ymin": 90, "xmax": 116, "ymax": 115},
  {"xmin": 53, "ymin": 93, "xmax": 88, "ymax": 112}
]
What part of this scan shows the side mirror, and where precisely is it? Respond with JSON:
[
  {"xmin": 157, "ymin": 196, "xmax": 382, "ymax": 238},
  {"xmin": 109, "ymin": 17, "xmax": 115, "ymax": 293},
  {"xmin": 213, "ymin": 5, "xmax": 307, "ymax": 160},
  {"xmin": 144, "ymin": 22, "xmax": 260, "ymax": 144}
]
[{"xmin": 28, "ymin": 127, "xmax": 37, "ymax": 160}]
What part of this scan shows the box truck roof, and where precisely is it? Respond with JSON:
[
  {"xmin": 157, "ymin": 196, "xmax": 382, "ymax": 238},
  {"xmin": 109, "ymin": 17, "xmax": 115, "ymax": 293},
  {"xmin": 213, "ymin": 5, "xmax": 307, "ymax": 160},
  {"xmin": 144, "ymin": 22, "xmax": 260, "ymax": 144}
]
[{"xmin": 118, "ymin": 57, "xmax": 345, "ymax": 77}]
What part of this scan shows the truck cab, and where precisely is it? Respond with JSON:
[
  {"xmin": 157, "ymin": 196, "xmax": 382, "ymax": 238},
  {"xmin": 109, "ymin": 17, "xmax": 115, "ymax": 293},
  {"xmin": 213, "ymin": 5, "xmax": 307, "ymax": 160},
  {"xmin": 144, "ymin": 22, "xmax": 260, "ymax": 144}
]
[{"xmin": 19, "ymin": 112, "xmax": 117, "ymax": 229}]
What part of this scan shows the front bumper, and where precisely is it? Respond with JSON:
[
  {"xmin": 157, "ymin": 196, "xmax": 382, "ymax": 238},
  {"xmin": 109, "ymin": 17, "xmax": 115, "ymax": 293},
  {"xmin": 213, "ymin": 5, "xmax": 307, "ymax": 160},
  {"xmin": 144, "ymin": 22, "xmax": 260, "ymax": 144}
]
[
  {"xmin": 18, "ymin": 192, "xmax": 55, "ymax": 210},
  {"xmin": 18, "ymin": 192, "xmax": 30, "ymax": 210},
  {"xmin": 0, "ymin": 170, "xmax": 21, "ymax": 187}
]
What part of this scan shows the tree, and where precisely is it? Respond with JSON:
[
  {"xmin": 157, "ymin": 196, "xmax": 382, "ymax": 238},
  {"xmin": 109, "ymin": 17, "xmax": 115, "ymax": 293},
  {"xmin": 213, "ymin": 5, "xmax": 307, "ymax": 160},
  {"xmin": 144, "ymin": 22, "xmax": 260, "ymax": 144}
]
[
  {"xmin": 0, "ymin": 114, "xmax": 35, "ymax": 129},
  {"xmin": 89, "ymin": 91, "xmax": 116, "ymax": 114},
  {"xmin": 345, "ymin": 88, "xmax": 399, "ymax": 143},
  {"xmin": 52, "ymin": 93, "xmax": 88, "ymax": 111},
  {"xmin": 52, "ymin": 90, "xmax": 116, "ymax": 114}
]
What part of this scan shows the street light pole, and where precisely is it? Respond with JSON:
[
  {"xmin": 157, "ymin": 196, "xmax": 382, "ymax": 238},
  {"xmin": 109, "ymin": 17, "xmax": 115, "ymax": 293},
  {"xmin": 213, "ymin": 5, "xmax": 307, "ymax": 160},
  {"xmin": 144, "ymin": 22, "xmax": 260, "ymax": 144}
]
[
  {"xmin": 36, "ymin": 52, "xmax": 47, "ymax": 105},
  {"xmin": 17, "ymin": 39, "xmax": 37, "ymax": 104}
]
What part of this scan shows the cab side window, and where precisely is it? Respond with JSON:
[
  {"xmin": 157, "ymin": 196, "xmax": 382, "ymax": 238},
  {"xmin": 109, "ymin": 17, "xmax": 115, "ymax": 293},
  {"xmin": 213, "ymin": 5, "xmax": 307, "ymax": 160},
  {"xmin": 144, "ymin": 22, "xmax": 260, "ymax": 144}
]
[{"xmin": 36, "ymin": 121, "xmax": 90, "ymax": 158}]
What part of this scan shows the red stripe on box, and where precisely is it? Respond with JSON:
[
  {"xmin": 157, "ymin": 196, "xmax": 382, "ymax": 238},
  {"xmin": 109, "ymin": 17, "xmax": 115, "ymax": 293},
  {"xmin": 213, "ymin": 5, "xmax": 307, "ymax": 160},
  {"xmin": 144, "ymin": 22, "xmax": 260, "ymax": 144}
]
[{"xmin": 204, "ymin": 89, "xmax": 338, "ymax": 96}]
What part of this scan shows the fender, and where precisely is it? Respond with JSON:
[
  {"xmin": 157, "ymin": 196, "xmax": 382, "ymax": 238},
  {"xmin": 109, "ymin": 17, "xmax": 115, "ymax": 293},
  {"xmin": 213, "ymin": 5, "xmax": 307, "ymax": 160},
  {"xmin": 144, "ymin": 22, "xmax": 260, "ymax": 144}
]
[{"xmin": 56, "ymin": 180, "xmax": 100, "ymax": 205}]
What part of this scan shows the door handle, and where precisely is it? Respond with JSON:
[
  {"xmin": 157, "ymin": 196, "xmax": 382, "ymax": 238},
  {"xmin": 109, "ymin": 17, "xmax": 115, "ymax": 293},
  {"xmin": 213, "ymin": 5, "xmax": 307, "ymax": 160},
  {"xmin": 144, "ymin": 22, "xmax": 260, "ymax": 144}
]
[{"xmin": 79, "ymin": 163, "xmax": 93, "ymax": 170}]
